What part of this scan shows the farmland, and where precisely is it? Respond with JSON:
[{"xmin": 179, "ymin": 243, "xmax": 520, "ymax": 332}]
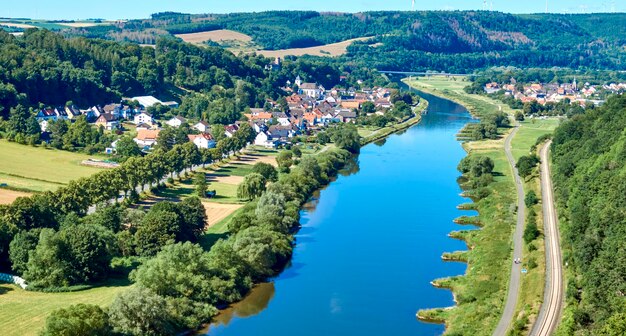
[
  {"xmin": 256, "ymin": 37, "xmax": 371, "ymax": 58},
  {"xmin": 175, "ymin": 29, "xmax": 253, "ymax": 44}
]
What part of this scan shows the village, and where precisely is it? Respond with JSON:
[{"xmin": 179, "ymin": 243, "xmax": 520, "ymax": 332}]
[
  {"xmin": 31, "ymin": 74, "xmax": 397, "ymax": 154},
  {"xmin": 483, "ymin": 78, "xmax": 626, "ymax": 107}
]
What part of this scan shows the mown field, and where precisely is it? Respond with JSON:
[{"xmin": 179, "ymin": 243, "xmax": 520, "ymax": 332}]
[
  {"xmin": 256, "ymin": 37, "xmax": 370, "ymax": 58},
  {"xmin": 0, "ymin": 140, "xmax": 104, "ymax": 195},
  {"xmin": 0, "ymin": 281, "xmax": 129, "ymax": 336}
]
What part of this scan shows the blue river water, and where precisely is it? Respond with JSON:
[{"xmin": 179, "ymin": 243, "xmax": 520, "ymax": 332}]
[{"xmin": 201, "ymin": 87, "xmax": 477, "ymax": 336}]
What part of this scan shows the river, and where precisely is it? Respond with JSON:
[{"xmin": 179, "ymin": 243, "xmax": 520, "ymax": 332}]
[{"xmin": 201, "ymin": 85, "xmax": 477, "ymax": 335}]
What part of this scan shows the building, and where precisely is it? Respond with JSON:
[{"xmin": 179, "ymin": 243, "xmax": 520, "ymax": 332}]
[
  {"xmin": 133, "ymin": 112, "xmax": 154, "ymax": 125},
  {"xmin": 134, "ymin": 129, "xmax": 160, "ymax": 149},
  {"xmin": 224, "ymin": 124, "xmax": 239, "ymax": 138},
  {"xmin": 166, "ymin": 116, "xmax": 187, "ymax": 128},
  {"xmin": 254, "ymin": 132, "xmax": 278, "ymax": 148},
  {"xmin": 187, "ymin": 133, "xmax": 216, "ymax": 149},
  {"xmin": 193, "ymin": 121, "xmax": 210, "ymax": 133},
  {"xmin": 130, "ymin": 96, "xmax": 162, "ymax": 108},
  {"xmin": 300, "ymin": 83, "xmax": 321, "ymax": 98},
  {"xmin": 36, "ymin": 108, "xmax": 58, "ymax": 122},
  {"xmin": 95, "ymin": 113, "xmax": 120, "ymax": 130}
]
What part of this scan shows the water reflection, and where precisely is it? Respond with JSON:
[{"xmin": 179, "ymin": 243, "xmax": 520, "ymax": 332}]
[{"xmin": 200, "ymin": 283, "xmax": 275, "ymax": 333}]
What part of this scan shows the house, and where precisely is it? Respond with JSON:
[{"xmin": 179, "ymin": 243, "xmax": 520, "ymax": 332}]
[
  {"xmin": 36, "ymin": 108, "xmax": 58, "ymax": 122},
  {"xmin": 268, "ymin": 124, "xmax": 298, "ymax": 139},
  {"xmin": 103, "ymin": 103, "xmax": 121, "ymax": 117},
  {"xmin": 133, "ymin": 112, "xmax": 154, "ymax": 125},
  {"xmin": 193, "ymin": 121, "xmax": 210, "ymax": 133},
  {"xmin": 254, "ymin": 131, "xmax": 278, "ymax": 148},
  {"xmin": 340, "ymin": 100, "xmax": 362, "ymax": 110},
  {"xmin": 54, "ymin": 107, "xmax": 69, "ymax": 120},
  {"xmin": 166, "ymin": 116, "xmax": 187, "ymax": 128},
  {"xmin": 300, "ymin": 83, "xmax": 321, "ymax": 98},
  {"xmin": 81, "ymin": 106, "xmax": 101, "ymax": 122},
  {"xmin": 130, "ymin": 96, "xmax": 163, "ymax": 108},
  {"xmin": 336, "ymin": 110, "xmax": 357, "ymax": 123},
  {"xmin": 134, "ymin": 129, "xmax": 160, "ymax": 149},
  {"xmin": 187, "ymin": 133, "xmax": 216, "ymax": 149},
  {"xmin": 64, "ymin": 105, "xmax": 82, "ymax": 119},
  {"xmin": 162, "ymin": 101, "xmax": 179, "ymax": 109},
  {"xmin": 244, "ymin": 109, "xmax": 273, "ymax": 123},
  {"xmin": 224, "ymin": 124, "xmax": 239, "ymax": 138},
  {"xmin": 271, "ymin": 112, "xmax": 291, "ymax": 126},
  {"xmin": 95, "ymin": 113, "xmax": 121, "ymax": 130}
]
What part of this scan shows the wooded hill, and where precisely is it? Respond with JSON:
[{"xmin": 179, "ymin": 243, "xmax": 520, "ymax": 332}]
[
  {"xmin": 62, "ymin": 11, "xmax": 626, "ymax": 72},
  {"xmin": 551, "ymin": 95, "xmax": 626, "ymax": 335}
]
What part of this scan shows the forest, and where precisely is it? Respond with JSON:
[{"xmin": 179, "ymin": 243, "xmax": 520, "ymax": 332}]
[
  {"xmin": 60, "ymin": 11, "xmax": 626, "ymax": 72},
  {"xmin": 550, "ymin": 95, "xmax": 626, "ymax": 335}
]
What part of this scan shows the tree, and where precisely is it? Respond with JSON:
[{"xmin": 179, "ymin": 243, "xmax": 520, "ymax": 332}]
[
  {"xmin": 525, "ymin": 190, "xmax": 539, "ymax": 207},
  {"xmin": 515, "ymin": 111, "xmax": 525, "ymax": 121},
  {"xmin": 24, "ymin": 229, "xmax": 73, "ymax": 288},
  {"xmin": 251, "ymin": 162, "xmax": 278, "ymax": 182},
  {"xmin": 276, "ymin": 151, "xmax": 293, "ymax": 172},
  {"xmin": 361, "ymin": 101, "xmax": 376, "ymax": 113},
  {"xmin": 134, "ymin": 210, "xmax": 179, "ymax": 256},
  {"xmin": 331, "ymin": 123, "xmax": 361, "ymax": 153},
  {"xmin": 42, "ymin": 304, "xmax": 112, "ymax": 336},
  {"xmin": 524, "ymin": 209, "xmax": 540, "ymax": 244},
  {"xmin": 108, "ymin": 287, "xmax": 176, "ymax": 336},
  {"xmin": 291, "ymin": 146, "xmax": 302, "ymax": 158},
  {"xmin": 194, "ymin": 172, "xmax": 207, "ymax": 197},
  {"xmin": 516, "ymin": 154, "xmax": 540, "ymax": 178},
  {"xmin": 177, "ymin": 197, "xmax": 207, "ymax": 242},
  {"xmin": 9, "ymin": 228, "xmax": 41, "ymax": 275},
  {"xmin": 115, "ymin": 136, "xmax": 142, "ymax": 160},
  {"xmin": 237, "ymin": 173, "xmax": 267, "ymax": 201},
  {"xmin": 232, "ymin": 227, "xmax": 292, "ymax": 279},
  {"xmin": 317, "ymin": 132, "xmax": 330, "ymax": 145},
  {"xmin": 458, "ymin": 156, "xmax": 494, "ymax": 178},
  {"xmin": 60, "ymin": 224, "xmax": 116, "ymax": 283}
]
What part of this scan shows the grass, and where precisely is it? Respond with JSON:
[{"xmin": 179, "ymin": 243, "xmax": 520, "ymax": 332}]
[
  {"xmin": 214, "ymin": 162, "xmax": 255, "ymax": 177},
  {"xmin": 0, "ymin": 280, "xmax": 130, "ymax": 336},
  {"xmin": 408, "ymin": 76, "xmax": 556, "ymax": 335},
  {"xmin": 256, "ymin": 37, "xmax": 372, "ymax": 58},
  {"xmin": 0, "ymin": 140, "xmax": 104, "ymax": 192}
]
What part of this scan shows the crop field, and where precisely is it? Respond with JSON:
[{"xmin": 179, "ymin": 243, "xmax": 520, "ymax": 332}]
[
  {"xmin": 256, "ymin": 37, "xmax": 371, "ymax": 58},
  {"xmin": 0, "ymin": 140, "xmax": 104, "ymax": 192},
  {"xmin": 175, "ymin": 29, "xmax": 253, "ymax": 44}
]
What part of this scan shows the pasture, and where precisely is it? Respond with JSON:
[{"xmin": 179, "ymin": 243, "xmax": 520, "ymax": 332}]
[
  {"xmin": 175, "ymin": 29, "xmax": 253, "ymax": 44},
  {"xmin": 256, "ymin": 37, "xmax": 371, "ymax": 58}
]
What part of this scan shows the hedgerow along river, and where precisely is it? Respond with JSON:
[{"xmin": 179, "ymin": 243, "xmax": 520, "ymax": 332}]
[{"xmin": 201, "ymin": 84, "xmax": 478, "ymax": 335}]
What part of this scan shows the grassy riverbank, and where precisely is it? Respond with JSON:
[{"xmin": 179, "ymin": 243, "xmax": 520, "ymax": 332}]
[
  {"xmin": 359, "ymin": 98, "xmax": 428, "ymax": 145},
  {"xmin": 406, "ymin": 76, "xmax": 558, "ymax": 335}
]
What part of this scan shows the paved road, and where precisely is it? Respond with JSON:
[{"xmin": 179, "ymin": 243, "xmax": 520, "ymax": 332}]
[
  {"xmin": 530, "ymin": 141, "xmax": 564, "ymax": 336},
  {"xmin": 492, "ymin": 124, "xmax": 525, "ymax": 336}
]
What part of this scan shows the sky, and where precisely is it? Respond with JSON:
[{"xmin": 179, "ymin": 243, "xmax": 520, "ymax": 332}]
[{"xmin": 0, "ymin": 0, "xmax": 624, "ymax": 20}]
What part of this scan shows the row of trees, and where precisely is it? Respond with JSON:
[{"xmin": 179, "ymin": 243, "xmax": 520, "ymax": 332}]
[
  {"xmin": 41, "ymin": 148, "xmax": 354, "ymax": 335},
  {"xmin": 0, "ymin": 125, "xmax": 255, "ymax": 270}
]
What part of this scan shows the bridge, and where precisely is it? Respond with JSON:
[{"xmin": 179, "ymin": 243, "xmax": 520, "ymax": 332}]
[{"xmin": 379, "ymin": 70, "xmax": 478, "ymax": 77}]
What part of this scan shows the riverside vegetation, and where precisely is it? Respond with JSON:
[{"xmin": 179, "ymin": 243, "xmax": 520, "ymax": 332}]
[{"xmin": 407, "ymin": 77, "xmax": 558, "ymax": 335}]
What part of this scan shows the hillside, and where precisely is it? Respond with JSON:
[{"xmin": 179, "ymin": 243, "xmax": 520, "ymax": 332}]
[
  {"xmin": 53, "ymin": 11, "xmax": 626, "ymax": 72},
  {"xmin": 551, "ymin": 95, "xmax": 626, "ymax": 335}
]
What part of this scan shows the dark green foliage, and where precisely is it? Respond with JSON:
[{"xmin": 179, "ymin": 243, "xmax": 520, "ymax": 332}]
[
  {"xmin": 115, "ymin": 136, "xmax": 142, "ymax": 161},
  {"xmin": 516, "ymin": 154, "xmax": 540, "ymax": 179},
  {"xmin": 237, "ymin": 173, "xmax": 267, "ymax": 201},
  {"xmin": 8, "ymin": 228, "xmax": 41, "ymax": 275},
  {"xmin": 251, "ymin": 162, "xmax": 278, "ymax": 182},
  {"xmin": 524, "ymin": 208, "xmax": 540, "ymax": 244},
  {"xmin": 276, "ymin": 150, "xmax": 293, "ymax": 172},
  {"xmin": 331, "ymin": 123, "xmax": 361, "ymax": 153},
  {"xmin": 42, "ymin": 304, "xmax": 112, "ymax": 336},
  {"xmin": 458, "ymin": 156, "xmax": 494, "ymax": 178},
  {"xmin": 515, "ymin": 111, "xmax": 525, "ymax": 121},
  {"xmin": 525, "ymin": 190, "xmax": 539, "ymax": 208},
  {"xmin": 108, "ymin": 287, "xmax": 176, "ymax": 336},
  {"xmin": 194, "ymin": 172, "xmax": 207, "ymax": 197}
]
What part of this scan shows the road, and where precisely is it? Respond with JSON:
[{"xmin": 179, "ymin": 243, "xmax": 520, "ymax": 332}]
[
  {"xmin": 492, "ymin": 124, "xmax": 525, "ymax": 336},
  {"xmin": 530, "ymin": 140, "xmax": 564, "ymax": 336}
]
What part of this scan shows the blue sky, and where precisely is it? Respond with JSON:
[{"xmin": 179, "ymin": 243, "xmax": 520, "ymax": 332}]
[{"xmin": 1, "ymin": 0, "xmax": 623, "ymax": 20}]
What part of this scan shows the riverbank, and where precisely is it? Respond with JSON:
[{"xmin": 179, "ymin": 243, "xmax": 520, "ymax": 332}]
[
  {"xmin": 359, "ymin": 98, "xmax": 428, "ymax": 145},
  {"xmin": 406, "ymin": 76, "xmax": 554, "ymax": 335}
]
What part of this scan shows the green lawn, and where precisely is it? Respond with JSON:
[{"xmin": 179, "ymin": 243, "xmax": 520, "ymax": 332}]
[
  {"xmin": 510, "ymin": 118, "xmax": 561, "ymax": 161},
  {"xmin": 0, "ymin": 281, "xmax": 129, "ymax": 336},
  {"xmin": 214, "ymin": 162, "xmax": 254, "ymax": 177},
  {"xmin": 0, "ymin": 140, "xmax": 104, "ymax": 192}
]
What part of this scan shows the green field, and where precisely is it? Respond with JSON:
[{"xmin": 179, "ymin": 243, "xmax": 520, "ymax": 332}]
[
  {"xmin": 0, "ymin": 140, "xmax": 104, "ymax": 192},
  {"xmin": 0, "ymin": 281, "xmax": 129, "ymax": 336},
  {"xmin": 510, "ymin": 118, "xmax": 561, "ymax": 161}
]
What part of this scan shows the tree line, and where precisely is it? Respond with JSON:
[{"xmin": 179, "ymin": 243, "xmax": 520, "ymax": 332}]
[{"xmin": 38, "ymin": 148, "xmax": 353, "ymax": 335}]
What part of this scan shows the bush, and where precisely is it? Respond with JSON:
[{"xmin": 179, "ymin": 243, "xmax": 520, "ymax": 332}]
[
  {"xmin": 523, "ymin": 209, "xmax": 540, "ymax": 244},
  {"xmin": 42, "ymin": 304, "xmax": 112, "ymax": 336},
  {"xmin": 525, "ymin": 190, "xmax": 539, "ymax": 207}
]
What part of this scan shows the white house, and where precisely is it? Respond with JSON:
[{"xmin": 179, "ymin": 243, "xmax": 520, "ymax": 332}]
[
  {"xmin": 133, "ymin": 112, "xmax": 154, "ymax": 125},
  {"xmin": 188, "ymin": 133, "xmax": 216, "ymax": 149},
  {"xmin": 95, "ymin": 113, "xmax": 121, "ymax": 131},
  {"xmin": 193, "ymin": 121, "xmax": 210, "ymax": 133},
  {"xmin": 300, "ymin": 83, "xmax": 321, "ymax": 98},
  {"xmin": 166, "ymin": 116, "xmax": 186, "ymax": 128},
  {"xmin": 254, "ymin": 131, "xmax": 278, "ymax": 148},
  {"xmin": 224, "ymin": 124, "xmax": 239, "ymax": 138},
  {"xmin": 36, "ymin": 108, "xmax": 58, "ymax": 122}
]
